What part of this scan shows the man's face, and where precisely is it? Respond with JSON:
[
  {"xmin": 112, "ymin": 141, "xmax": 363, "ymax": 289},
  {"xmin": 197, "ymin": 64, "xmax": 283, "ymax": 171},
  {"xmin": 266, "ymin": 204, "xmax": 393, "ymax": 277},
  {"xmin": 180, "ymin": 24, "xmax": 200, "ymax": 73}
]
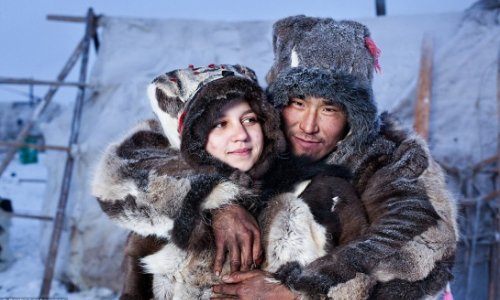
[{"xmin": 282, "ymin": 96, "xmax": 347, "ymax": 161}]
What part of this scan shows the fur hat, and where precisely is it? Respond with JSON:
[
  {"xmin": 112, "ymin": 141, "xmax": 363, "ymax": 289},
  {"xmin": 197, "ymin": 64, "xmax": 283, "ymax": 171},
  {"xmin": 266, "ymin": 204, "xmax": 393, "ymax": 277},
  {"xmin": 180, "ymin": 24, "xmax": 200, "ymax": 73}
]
[
  {"xmin": 267, "ymin": 67, "xmax": 379, "ymax": 153},
  {"xmin": 147, "ymin": 64, "xmax": 259, "ymax": 149},
  {"xmin": 266, "ymin": 15, "xmax": 380, "ymax": 84},
  {"xmin": 180, "ymin": 74, "xmax": 286, "ymax": 179},
  {"xmin": 266, "ymin": 16, "xmax": 381, "ymax": 158}
]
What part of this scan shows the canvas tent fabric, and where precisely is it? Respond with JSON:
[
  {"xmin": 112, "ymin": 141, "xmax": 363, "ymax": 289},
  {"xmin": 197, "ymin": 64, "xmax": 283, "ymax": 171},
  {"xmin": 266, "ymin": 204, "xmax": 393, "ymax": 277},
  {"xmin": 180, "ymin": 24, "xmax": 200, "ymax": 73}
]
[{"xmin": 39, "ymin": 3, "xmax": 499, "ymax": 298}]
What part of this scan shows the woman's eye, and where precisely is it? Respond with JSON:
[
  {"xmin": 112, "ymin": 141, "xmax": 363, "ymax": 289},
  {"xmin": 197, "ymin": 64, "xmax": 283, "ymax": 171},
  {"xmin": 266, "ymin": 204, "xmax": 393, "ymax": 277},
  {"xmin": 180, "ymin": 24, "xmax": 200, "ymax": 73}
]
[
  {"xmin": 213, "ymin": 121, "xmax": 227, "ymax": 128},
  {"xmin": 242, "ymin": 116, "xmax": 258, "ymax": 125}
]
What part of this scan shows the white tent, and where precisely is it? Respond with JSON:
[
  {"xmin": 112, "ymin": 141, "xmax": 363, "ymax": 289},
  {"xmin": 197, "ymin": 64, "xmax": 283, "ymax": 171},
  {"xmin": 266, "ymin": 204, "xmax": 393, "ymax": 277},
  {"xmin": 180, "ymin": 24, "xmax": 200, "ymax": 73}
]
[{"xmin": 39, "ymin": 2, "xmax": 499, "ymax": 298}]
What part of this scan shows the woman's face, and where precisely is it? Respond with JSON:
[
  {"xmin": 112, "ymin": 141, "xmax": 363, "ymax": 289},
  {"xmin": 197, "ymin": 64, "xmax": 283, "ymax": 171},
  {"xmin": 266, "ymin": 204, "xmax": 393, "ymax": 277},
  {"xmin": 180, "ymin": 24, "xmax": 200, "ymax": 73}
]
[{"xmin": 206, "ymin": 99, "xmax": 264, "ymax": 172}]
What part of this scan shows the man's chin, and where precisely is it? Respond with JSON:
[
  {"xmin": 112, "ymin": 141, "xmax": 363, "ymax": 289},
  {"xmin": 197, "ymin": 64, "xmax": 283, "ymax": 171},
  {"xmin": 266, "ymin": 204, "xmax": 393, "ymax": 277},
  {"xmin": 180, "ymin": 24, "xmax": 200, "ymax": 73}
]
[{"xmin": 291, "ymin": 147, "xmax": 323, "ymax": 161}]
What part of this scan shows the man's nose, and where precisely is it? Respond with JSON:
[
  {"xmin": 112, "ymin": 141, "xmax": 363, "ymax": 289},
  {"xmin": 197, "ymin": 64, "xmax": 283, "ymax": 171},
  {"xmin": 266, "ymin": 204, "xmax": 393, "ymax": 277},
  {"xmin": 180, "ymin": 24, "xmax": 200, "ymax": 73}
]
[{"xmin": 299, "ymin": 109, "xmax": 319, "ymax": 134}]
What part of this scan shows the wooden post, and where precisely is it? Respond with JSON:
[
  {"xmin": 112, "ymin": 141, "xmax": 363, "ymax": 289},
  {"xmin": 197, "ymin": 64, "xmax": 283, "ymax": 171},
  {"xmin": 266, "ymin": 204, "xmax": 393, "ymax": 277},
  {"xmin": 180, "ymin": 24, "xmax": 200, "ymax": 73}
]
[
  {"xmin": 0, "ymin": 141, "xmax": 70, "ymax": 152},
  {"xmin": 0, "ymin": 36, "xmax": 87, "ymax": 177},
  {"xmin": 414, "ymin": 35, "xmax": 433, "ymax": 141},
  {"xmin": 0, "ymin": 77, "xmax": 91, "ymax": 87},
  {"xmin": 39, "ymin": 8, "xmax": 95, "ymax": 298},
  {"xmin": 375, "ymin": 0, "xmax": 386, "ymax": 16},
  {"xmin": 489, "ymin": 45, "xmax": 500, "ymax": 300}
]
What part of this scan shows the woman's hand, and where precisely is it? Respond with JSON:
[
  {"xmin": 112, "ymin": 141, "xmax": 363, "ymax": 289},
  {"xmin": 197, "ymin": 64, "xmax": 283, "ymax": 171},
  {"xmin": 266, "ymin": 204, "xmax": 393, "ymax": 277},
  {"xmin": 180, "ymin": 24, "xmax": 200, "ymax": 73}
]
[{"xmin": 212, "ymin": 204, "xmax": 262, "ymax": 274}]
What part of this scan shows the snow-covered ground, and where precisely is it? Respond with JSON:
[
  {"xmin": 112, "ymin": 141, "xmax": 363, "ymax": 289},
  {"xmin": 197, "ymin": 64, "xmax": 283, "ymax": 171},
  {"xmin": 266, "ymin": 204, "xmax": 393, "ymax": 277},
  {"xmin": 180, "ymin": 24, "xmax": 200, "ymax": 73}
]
[{"xmin": 0, "ymin": 153, "xmax": 117, "ymax": 299}]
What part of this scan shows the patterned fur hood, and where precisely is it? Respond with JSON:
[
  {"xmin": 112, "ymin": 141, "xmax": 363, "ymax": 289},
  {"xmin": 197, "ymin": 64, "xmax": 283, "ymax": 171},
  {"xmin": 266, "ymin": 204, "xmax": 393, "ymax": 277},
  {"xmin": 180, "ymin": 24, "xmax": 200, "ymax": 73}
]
[{"xmin": 181, "ymin": 76, "xmax": 286, "ymax": 179}]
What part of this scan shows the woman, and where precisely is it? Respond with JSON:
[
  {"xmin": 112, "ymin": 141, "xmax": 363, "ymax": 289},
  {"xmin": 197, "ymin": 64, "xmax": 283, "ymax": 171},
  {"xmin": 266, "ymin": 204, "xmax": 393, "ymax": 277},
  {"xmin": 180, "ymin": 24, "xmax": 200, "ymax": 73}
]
[{"xmin": 93, "ymin": 64, "xmax": 368, "ymax": 299}]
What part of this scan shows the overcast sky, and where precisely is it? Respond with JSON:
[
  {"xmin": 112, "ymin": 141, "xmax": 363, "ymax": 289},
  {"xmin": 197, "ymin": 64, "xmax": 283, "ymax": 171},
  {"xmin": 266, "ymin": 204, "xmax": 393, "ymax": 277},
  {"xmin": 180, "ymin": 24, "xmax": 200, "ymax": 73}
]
[{"xmin": 0, "ymin": 0, "xmax": 477, "ymax": 102}]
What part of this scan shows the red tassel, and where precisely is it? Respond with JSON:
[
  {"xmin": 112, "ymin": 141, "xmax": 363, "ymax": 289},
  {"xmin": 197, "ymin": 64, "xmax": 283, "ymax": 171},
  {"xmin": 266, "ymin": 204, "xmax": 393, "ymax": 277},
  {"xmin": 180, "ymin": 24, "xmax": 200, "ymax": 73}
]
[
  {"xmin": 188, "ymin": 64, "xmax": 194, "ymax": 69},
  {"xmin": 364, "ymin": 37, "xmax": 381, "ymax": 73},
  {"xmin": 177, "ymin": 110, "xmax": 186, "ymax": 134},
  {"xmin": 208, "ymin": 63, "xmax": 215, "ymax": 68}
]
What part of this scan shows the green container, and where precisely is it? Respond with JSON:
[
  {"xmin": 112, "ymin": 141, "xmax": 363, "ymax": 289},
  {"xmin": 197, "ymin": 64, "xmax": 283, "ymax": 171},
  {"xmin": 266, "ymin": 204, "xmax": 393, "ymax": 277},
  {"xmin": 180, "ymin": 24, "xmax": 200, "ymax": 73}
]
[{"xmin": 19, "ymin": 135, "xmax": 38, "ymax": 164}]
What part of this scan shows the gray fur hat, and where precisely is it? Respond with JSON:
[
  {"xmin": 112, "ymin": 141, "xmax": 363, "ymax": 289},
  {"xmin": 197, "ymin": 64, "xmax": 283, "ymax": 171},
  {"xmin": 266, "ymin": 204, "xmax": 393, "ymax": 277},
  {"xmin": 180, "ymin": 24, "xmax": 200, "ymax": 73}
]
[
  {"xmin": 147, "ymin": 64, "xmax": 259, "ymax": 149},
  {"xmin": 267, "ymin": 67, "xmax": 379, "ymax": 152},
  {"xmin": 266, "ymin": 15, "xmax": 380, "ymax": 84},
  {"xmin": 266, "ymin": 16, "xmax": 381, "ymax": 156}
]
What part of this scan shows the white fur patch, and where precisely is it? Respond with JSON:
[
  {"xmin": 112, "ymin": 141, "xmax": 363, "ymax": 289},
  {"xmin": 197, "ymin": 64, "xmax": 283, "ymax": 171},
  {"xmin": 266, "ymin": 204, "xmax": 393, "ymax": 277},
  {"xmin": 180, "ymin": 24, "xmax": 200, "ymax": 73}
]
[
  {"xmin": 331, "ymin": 196, "xmax": 340, "ymax": 212},
  {"xmin": 264, "ymin": 194, "xmax": 327, "ymax": 272},
  {"xmin": 290, "ymin": 47, "xmax": 300, "ymax": 68},
  {"xmin": 142, "ymin": 244, "xmax": 186, "ymax": 299},
  {"xmin": 91, "ymin": 144, "xmax": 140, "ymax": 201},
  {"xmin": 147, "ymin": 84, "xmax": 181, "ymax": 149},
  {"xmin": 142, "ymin": 243, "xmax": 187, "ymax": 275},
  {"xmin": 127, "ymin": 216, "xmax": 174, "ymax": 238},
  {"xmin": 292, "ymin": 180, "xmax": 311, "ymax": 197},
  {"xmin": 201, "ymin": 181, "xmax": 240, "ymax": 210}
]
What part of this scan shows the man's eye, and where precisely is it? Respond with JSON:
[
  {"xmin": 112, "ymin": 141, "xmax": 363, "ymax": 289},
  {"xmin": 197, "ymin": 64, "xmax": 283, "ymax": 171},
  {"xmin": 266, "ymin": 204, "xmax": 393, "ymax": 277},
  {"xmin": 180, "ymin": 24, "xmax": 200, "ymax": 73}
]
[
  {"xmin": 289, "ymin": 100, "xmax": 304, "ymax": 107},
  {"xmin": 324, "ymin": 106, "xmax": 340, "ymax": 113}
]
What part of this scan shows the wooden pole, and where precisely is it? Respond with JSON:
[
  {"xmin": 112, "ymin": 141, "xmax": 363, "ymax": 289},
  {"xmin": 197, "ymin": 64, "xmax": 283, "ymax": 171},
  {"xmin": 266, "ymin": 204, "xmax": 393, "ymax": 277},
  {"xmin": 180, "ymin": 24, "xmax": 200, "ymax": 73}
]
[
  {"xmin": 0, "ymin": 141, "xmax": 70, "ymax": 152},
  {"xmin": 414, "ymin": 35, "xmax": 433, "ymax": 141},
  {"xmin": 47, "ymin": 14, "xmax": 87, "ymax": 23},
  {"xmin": 39, "ymin": 8, "xmax": 95, "ymax": 298},
  {"xmin": 489, "ymin": 44, "xmax": 500, "ymax": 300},
  {"xmin": 0, "ymin": 78, "xmax": 91, "ymax": 88},
  {"xmin": 11, "ymin": 212, "xmax": 54, "ymax": 222},
  {"xmin": 375, "ymin": 0, "xmax": 386, "ymax": 16},
  {"xmin": 0, "ymin": 36, "xmax": 86, "ymax": 177}
]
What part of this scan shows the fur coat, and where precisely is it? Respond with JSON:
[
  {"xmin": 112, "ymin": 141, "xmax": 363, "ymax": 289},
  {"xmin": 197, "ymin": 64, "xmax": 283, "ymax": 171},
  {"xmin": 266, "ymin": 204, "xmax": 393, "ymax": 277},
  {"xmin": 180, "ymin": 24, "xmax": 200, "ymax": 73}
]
[
  {"xmin": 267, "ymin": 66, "xmax": 458, "ymax": 299},
  {"xmin": 92, "ymin": 72, "xmax": 370, "ymax": 299}
]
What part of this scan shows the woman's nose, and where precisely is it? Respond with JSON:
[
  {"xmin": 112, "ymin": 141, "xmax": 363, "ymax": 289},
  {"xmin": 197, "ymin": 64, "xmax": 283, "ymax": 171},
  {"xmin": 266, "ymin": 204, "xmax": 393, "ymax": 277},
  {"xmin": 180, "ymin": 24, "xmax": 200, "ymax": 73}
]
[{"xmin": 232, "ymin": 123, "xmax": 249, "ymax": 141}]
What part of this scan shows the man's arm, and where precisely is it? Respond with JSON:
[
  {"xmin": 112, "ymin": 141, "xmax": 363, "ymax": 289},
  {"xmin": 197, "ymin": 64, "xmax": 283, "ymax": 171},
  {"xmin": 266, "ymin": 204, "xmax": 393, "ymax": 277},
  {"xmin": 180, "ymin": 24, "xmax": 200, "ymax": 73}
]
[
  {"xmin": 213, "ymin": 137, "xmax": 457, "ymax": 299},
  {"xmin": 273, "ymin": 138, "xmax": 457, "ymax": 297}
]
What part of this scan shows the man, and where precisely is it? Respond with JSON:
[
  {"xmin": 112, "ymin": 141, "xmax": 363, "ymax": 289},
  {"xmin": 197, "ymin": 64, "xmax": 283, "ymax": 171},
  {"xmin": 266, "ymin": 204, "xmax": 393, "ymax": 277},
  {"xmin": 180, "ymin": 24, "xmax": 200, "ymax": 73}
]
[
  {"xmin": 210, "ymin": 16, "xmax": 458, "ymax": 299},
  {"xmin": 93, "ymin": 16, "xmax": 457, "ymax": 299}
]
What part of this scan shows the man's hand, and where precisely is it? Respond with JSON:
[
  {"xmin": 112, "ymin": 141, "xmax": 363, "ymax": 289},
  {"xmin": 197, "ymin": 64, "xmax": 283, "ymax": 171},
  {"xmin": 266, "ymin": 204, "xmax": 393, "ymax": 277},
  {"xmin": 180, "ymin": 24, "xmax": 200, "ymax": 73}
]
[
  {"xmin": 211, "ymin": 270, "xmax": 298, "ymax": 300},
  {"xmin": 212, "ymin": 204, "xmax": 263, "ymax": 274}
]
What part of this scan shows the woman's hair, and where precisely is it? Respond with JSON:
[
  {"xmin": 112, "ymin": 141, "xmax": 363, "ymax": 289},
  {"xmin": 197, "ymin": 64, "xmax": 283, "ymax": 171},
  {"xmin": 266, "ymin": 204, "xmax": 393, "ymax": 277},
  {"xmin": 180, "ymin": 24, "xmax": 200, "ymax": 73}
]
[{"xmin": 180, "ymin": 76, "xmax": 286, "ymax": 178}]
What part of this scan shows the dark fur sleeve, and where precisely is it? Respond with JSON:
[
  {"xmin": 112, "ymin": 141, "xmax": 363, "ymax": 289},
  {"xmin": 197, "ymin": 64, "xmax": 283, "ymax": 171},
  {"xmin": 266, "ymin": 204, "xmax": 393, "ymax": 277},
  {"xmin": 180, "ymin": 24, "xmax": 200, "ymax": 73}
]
[
  {"xmin": 92, "ymin": 120, "xmax": 253, "ymax": 240},
  {"xmin": 275, "ymin": 136, "xmax": 457, "ymax": 299}
]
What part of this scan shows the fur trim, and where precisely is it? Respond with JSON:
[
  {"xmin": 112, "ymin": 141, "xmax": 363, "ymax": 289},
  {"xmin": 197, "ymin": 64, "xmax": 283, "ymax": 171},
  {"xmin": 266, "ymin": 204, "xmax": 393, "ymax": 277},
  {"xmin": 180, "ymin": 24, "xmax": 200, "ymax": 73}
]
[
  {"xmin": 148, "ymin": 64, "xmax": 260, "ymax": 150},
  {"xmin": 267, "ymin": 67, "xmax": 379, "ymax": 153},
  {"xmin": 266, "ymin": 15, "xmax": 377, "ymax": 84},
  {"xmin": 181, "ymin": 76, "xmax": 286, "ymax": 179}
]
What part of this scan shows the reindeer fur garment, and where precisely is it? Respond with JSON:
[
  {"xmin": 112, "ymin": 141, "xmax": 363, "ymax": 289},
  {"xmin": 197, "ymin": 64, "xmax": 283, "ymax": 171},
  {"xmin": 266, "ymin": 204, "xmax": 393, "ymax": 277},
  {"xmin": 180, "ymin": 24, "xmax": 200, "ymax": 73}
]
[
  {"xmin": 93, "ymin": 72, "xmax": 370, "ymax": 299},
  {"xmin": 267, "ymin": 67, "xmax": 458, "ymax": 299}
]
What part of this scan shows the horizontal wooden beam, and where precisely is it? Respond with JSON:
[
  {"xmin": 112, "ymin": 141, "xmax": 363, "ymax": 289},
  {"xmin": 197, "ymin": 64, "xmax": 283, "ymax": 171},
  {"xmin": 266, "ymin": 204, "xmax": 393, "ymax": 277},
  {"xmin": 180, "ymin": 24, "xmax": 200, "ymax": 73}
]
[
  {"xmin": 47, "ymin": 14, "xmax": 87, "ymax": 23},
  {"xmin": 0, "ymin": 141, "xmax": 70, "ymax": 152},
  {"xmin": 11, "ymin": 212, "xmax": 54, "ymax": 222},
  {"xmin": 47, "ymin": 13, "xmax": 102, "ymax": 26},
  {"xmin": 0, "ymin": 77, "xmax": 91, "ymax": 88}
]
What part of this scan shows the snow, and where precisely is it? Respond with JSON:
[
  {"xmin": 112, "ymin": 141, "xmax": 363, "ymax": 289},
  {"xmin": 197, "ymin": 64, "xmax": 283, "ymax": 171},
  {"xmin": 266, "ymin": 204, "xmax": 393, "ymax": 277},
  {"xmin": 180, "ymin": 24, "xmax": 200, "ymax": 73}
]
[
  {"xmin": 0, "ymin": 154, "xmax": 117, "ymax": 299},
  {"xmin": 0, "ymin": 2, "xmax": 498, "ymax": 298}
]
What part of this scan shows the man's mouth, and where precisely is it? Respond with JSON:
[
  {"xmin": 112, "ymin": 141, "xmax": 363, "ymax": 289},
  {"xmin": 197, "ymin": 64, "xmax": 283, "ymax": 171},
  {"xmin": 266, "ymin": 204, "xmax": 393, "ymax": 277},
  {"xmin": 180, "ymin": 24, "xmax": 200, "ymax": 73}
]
[{"xmin": 293, "ymin": 135, "xmax": 321, "ymax": 144}]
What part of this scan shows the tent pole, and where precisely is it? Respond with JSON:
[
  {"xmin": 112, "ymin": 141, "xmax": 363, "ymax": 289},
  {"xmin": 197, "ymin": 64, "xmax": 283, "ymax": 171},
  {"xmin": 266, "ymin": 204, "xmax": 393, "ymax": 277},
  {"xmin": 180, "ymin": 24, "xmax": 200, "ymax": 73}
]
[
  {"xmin": 414, "ymin": 35, "xmax": 433, "ymax": 141},
  {"xmin": 39, "ymin": 8, "xmax": 95, "ymax": 298},
  {"xmin": 0, "ymin": 37, "xmax": 86, "ymax": 177},
  {"xmin": 489, "ymin": 44, "xmax": 500, "ymax": 300}
]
